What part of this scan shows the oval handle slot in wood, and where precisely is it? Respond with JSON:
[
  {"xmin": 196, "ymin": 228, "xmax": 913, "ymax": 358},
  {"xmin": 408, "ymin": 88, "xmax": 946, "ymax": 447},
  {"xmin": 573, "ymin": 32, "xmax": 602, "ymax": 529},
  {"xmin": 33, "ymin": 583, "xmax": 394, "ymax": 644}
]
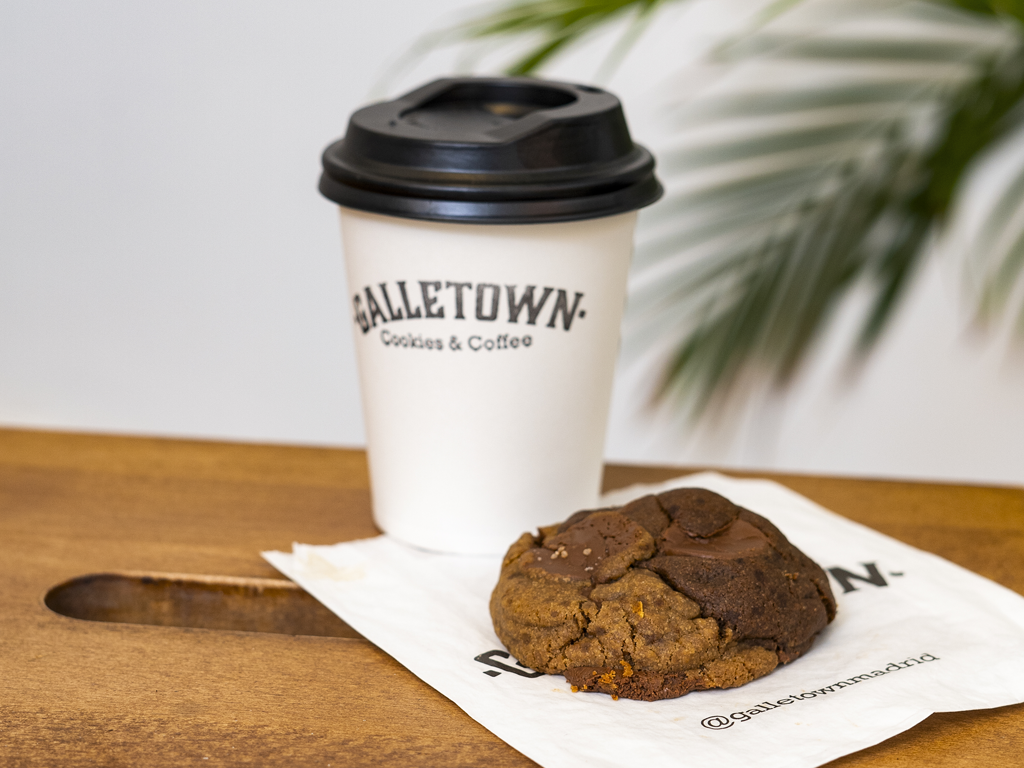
[{"xmin": 44, "ymin": 571, "xmax": 362, "ymax": 639}]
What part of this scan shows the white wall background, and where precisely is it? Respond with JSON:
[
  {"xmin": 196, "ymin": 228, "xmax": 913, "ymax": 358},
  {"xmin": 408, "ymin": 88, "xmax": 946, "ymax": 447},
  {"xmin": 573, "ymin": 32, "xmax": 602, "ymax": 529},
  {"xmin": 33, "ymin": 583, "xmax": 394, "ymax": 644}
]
[{"xmin": 2, "ymin": 0, "xmax": 1022, "ymax": 486}]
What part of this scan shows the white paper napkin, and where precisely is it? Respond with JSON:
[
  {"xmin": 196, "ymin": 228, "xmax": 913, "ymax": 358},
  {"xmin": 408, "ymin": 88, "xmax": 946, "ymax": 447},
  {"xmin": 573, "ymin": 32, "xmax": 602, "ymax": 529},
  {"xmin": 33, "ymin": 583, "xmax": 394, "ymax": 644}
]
[{"xmin": 264, "ymin": 472, "xmax": 1024, "ymax": 768}]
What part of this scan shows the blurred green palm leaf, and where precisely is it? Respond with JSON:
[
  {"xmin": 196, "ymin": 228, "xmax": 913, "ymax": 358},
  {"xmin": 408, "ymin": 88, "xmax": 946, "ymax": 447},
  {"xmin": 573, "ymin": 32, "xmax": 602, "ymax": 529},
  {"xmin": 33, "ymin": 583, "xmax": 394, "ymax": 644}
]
[
  {"xmin": 457, "ymin": 0, "xmax": 670, "ymax": 74},
  {"xmin": 451, "ymin": 0, "xmax": 1024, "ymax": 417}
]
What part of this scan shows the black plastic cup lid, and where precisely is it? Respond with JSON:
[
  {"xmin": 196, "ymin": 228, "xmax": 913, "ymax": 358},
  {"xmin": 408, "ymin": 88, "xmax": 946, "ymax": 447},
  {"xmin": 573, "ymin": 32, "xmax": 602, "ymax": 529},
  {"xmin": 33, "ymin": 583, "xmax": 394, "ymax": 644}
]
[{"xmin": 319, "ymin": 76, "xmax": 662, "ymax": 224}]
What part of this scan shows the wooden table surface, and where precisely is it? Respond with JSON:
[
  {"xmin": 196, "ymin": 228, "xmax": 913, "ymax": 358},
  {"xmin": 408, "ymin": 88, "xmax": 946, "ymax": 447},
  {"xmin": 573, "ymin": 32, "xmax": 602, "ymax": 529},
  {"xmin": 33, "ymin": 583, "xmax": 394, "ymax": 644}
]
[{"xmin": 2, "ymin": 427, "xmax": 1023, "ymax": 766}]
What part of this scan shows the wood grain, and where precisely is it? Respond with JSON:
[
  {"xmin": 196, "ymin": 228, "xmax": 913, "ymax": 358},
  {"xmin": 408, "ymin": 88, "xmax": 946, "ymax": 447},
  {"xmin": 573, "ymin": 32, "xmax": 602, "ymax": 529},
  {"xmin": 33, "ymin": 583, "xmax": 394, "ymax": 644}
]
[{"xmin": 2, "ymin": 428, "xmax": 1022, "ymax": 767}]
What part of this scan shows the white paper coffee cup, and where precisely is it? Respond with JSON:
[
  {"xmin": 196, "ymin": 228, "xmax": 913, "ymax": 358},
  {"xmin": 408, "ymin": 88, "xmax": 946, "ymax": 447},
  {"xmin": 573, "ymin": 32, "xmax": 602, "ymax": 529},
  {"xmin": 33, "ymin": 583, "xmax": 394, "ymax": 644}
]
[
  {"xmin": 341, "ymin": 207, "xmax": 637, "ymax": 553},
  {"xmin": 320, "ymin": 77, "xmax": 661, "ymax": 553}
]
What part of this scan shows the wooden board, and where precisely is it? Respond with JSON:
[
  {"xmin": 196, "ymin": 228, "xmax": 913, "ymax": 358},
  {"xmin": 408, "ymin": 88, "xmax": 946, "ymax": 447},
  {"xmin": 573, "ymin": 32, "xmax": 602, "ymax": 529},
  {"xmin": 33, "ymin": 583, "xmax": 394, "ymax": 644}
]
[{"xmin": 2, "ymin": 428, "xmax": 1022, "ymax": 766}]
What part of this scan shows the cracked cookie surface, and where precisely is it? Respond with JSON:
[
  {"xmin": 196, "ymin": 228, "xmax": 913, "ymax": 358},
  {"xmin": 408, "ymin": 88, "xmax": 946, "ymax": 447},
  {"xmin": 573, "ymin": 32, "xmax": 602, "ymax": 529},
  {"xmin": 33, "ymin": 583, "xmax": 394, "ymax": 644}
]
[{"xmin": 489, "ymin": 488, "xmax": 837, "ymax": 701}]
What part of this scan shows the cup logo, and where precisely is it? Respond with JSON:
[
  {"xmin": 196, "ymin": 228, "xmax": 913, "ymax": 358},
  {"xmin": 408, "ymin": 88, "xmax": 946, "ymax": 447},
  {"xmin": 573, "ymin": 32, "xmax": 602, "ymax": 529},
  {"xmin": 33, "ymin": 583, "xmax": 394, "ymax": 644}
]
[{"xmin": 353, "ymin": 281, "xmax": 587, "ymax": 341}]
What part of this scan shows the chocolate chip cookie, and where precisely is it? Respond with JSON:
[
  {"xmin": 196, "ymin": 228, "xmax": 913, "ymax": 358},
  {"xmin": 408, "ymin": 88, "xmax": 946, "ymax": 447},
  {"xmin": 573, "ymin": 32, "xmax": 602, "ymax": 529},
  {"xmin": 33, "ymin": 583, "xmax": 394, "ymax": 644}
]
[{"xmin": 490, "ymin": 488, "xmax": 837, "ymax": 701}]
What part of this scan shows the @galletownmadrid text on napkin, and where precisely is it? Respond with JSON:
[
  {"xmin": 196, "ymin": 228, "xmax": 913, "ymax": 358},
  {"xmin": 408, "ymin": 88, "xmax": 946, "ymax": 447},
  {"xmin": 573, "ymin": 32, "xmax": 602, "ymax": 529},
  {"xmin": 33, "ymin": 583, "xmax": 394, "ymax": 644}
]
[{"xmin": 264, "ymin": 472, "xmax": 1024, "ymax": 768}]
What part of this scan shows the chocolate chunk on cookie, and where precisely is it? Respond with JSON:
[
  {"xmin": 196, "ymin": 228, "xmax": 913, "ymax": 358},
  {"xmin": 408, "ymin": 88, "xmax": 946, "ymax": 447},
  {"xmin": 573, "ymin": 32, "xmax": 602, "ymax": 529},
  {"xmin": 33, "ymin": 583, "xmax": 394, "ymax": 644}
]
[{"xmin": 489, "ymin": 488, "xmax": 836, "ymax": 701}]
